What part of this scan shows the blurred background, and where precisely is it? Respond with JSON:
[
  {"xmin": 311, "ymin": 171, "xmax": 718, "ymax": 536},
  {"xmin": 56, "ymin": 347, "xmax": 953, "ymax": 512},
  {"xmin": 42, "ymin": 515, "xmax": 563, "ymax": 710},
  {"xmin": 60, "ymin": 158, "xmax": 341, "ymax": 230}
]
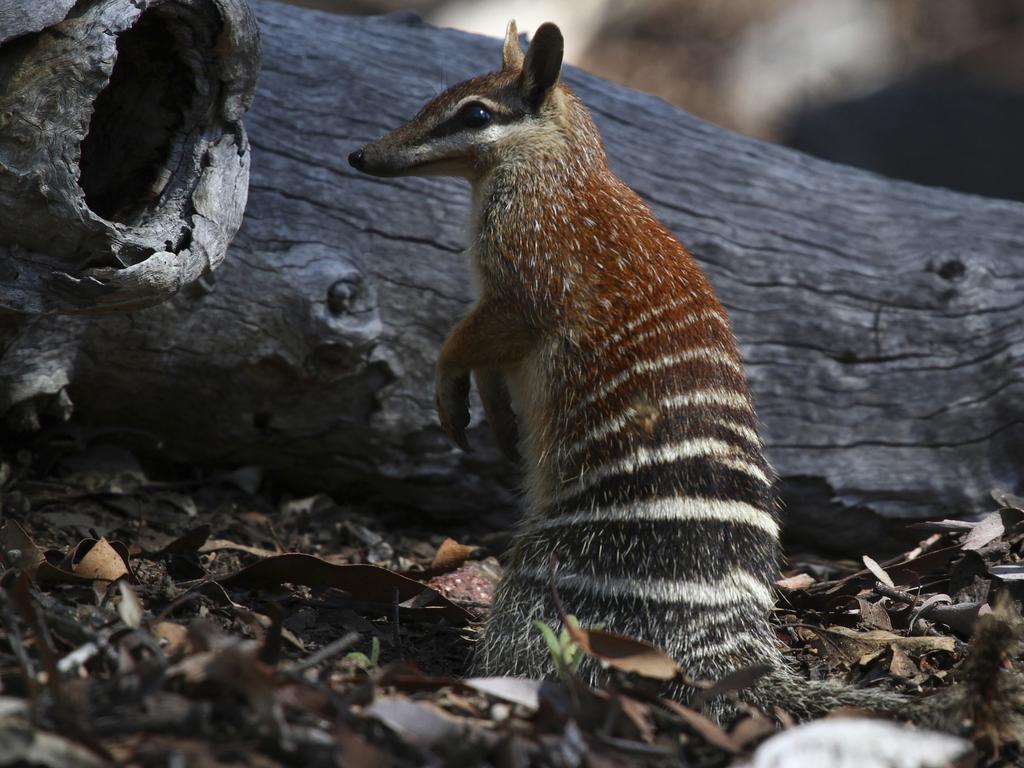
[{"xmin": 282, "ymin": 0, "xmax": 1024, "ymax": 203}]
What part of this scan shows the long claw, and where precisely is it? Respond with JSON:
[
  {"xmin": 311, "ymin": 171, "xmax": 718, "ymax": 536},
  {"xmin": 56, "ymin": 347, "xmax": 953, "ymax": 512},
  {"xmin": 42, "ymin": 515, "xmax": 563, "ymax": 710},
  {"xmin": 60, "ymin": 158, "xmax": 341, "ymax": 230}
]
[
  {"xmin": 474, "ymin": 368, "xmax": 520, "ymax": 462},
  {"xmin": 436, "ymin": 366, "xmax": 472, "ymax": 451}
]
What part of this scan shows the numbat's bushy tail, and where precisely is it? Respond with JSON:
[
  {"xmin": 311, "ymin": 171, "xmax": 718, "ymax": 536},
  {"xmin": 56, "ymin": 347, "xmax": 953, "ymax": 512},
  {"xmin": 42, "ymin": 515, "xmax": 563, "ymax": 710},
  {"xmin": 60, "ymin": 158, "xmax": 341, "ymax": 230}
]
[{"xmin": 350, "ymin": 21, "xmax": 1013, "ymax": 726}]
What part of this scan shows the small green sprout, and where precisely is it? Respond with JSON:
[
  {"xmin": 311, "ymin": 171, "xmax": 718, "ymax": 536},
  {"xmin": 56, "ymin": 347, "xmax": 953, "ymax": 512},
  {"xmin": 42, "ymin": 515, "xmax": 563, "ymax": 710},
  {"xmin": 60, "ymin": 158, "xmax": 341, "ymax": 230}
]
[
  {"xmin": 534, "ymin": 615, "xmax": 585, "ymax": 676},
  {"xmin": 343, "ymin": 636, "xmax": 380, "ymax": 670}
]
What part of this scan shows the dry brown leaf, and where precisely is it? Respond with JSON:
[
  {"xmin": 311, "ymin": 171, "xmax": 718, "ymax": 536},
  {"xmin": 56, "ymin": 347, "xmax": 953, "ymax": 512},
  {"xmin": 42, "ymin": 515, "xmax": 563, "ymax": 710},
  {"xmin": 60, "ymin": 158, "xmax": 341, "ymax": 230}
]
[
  {"xmin": 730, "ymin": 715, "xmax": 777, "ymax": 749},
  {"xmin": 855, "ymin": 597, "xmax": 893, "ymax": 631},
  {"xmin": 691, "ymin": 664, "xmax": 773, "ymax": 708},
  {"xmin": 661, "ymin": 697, "xmax": 743, "ymax": 755},
  {"xmin": 824, "ymin": 546, "xmax": 961, "ymax": 596},
  {"xmin": 153, "ymin": 621, "xmax": 191, "ymax": 657},
  {"xmin": 777, "ymin": 573, "xmax": 816, "ymax": 591},
  {"xmin": 546, "ymin": 557, "xmax": 679, "ymax": 681},
  {"xmin": 337, "ymin": 726, "xmax": 390, "ymax": 768},
  {"xmin": 960, "ymin": 512, "xmax": 1006, "ymax": 551},
  {"xmin": 198, "ymin": 539, "xmax": 279, "ymax": 558},
  {"xmin": 856, "ymin": 648, "xmax": 886, "ymax": 667},
  {"xmin": 875, "ymin": 631, "xmax": 956, "ymax": 655},
  {"xmin": 617, "ymin": 694, "xmax": 656, "ymax": 743},
  {"xmin": 34, "ymin": 562, "xmax": 96, "ymax": 586},
  {"xmin": 117, "ymin": 580, "xmax": 143, "ymax": 629},
  {"xmin": 429, "ymin": 537, "xmax": 474, "ymax": 572},
  {"xmin": 0, "ymin": 520, "xmax": 44, "ymax": 574},
  {"xmin": 365, "ymin": 698, "xmax": 466, "ymax": 749},
  {"xmin": 155, "ymin": 525, "xmax": 211, "ymax": 555},
  {"xmin": 564, "ymin": 622, "xmax": 680, "ymax": 681},
  {"xmin": 888, "ymin": 644, "xmax": 919, "ymax": 678},
  {"xmin": 72, "ymin": 538, "xmax": 129, "ymax": 584},
  {"xmin": 809, "ymin": 625, "xmax": 955, "ymax": 666},
  {"xmin": 217, "ymin": 554, "xmax": 471, "ymax": 624},
  {"xmin": 462, "ymin": 677, "xmax": 544, "ymax": 711},
  {"xmin": 992, "ymin": 489, "xmax": 1024, "ymax": 511},
  {"xmin": 862, "ymin": 555, "xmax": 895, "ymax": 588}
]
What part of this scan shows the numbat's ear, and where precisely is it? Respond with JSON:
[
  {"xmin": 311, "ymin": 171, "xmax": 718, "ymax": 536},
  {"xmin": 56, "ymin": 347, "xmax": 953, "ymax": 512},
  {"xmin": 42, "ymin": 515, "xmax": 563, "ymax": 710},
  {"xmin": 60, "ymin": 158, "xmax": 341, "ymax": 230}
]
[
  {"xmin": 521, "ymin": 23, "xmax": 563, "ymax": 110},
  {"xmin": 502, "ymin": 20, "xmax": 525, "ymax": 71}
]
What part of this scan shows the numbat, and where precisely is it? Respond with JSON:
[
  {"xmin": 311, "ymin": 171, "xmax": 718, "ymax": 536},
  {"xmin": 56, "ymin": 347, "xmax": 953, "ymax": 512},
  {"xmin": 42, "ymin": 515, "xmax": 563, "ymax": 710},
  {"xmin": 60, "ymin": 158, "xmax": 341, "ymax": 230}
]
[{"xmin": 350, "ymin": 22, "xmax": 914, "ymax": 719}]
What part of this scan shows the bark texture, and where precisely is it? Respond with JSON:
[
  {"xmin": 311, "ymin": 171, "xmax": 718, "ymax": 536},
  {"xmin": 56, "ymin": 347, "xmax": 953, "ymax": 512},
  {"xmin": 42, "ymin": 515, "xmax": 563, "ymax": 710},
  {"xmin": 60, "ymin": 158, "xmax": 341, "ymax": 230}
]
[
  {"xmin": 2, "ymin": 2, "xmax": 1022, "ymax": 550},
  {"xmin": 0, "ymin": 0, "xmax": 259, "ymax": 314}
]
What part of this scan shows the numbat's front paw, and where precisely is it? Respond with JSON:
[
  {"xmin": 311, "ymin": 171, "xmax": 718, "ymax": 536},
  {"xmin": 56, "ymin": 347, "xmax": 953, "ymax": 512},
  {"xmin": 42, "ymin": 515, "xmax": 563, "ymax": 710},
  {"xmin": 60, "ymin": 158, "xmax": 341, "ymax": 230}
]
[
  {"xmin": 435, "ymin": 365, "xmax": 471, "ymax": 450},
  {"xmin": 474, "ymin": 368, "xmax": 520, "ymax": 462}
]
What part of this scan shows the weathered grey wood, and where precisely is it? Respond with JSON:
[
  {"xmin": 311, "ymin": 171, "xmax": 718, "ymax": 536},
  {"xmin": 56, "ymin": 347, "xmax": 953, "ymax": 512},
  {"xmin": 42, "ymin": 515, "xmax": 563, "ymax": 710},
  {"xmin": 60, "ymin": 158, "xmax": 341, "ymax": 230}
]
[
  {"xmin": 2, "ymin": 2, "xmax": 1022, "ymax": 549},
  {"xmin": 0, "ymin": 1, "xmax": 77, "ymax": 44},
  {"xmin": 0, "ymin": 0, "xmax": 259, "ymax": 314}
]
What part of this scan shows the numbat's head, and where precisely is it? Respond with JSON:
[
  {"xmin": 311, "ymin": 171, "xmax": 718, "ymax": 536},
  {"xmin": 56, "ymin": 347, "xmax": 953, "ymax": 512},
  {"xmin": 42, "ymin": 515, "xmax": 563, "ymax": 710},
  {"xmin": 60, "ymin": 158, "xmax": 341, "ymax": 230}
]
[{"xmin": 349, "ymin": 22, "xmax": 602, "ymax": 178}]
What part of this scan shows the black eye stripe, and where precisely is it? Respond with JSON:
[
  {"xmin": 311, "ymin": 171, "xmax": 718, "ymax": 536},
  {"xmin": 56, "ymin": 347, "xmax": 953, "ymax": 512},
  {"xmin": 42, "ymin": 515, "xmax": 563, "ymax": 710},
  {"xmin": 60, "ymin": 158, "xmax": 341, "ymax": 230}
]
[{"xmin": 426, "ymin": 103, "xmax": 524, "ymax": 139}]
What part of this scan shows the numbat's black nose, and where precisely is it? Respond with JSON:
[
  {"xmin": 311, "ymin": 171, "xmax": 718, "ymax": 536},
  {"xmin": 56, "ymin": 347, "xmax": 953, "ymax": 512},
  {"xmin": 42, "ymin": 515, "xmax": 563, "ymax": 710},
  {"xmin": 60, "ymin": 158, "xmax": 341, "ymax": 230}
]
[{"xmin": 348, "ymin": 149, "xmax": 364, "ymax": 168}]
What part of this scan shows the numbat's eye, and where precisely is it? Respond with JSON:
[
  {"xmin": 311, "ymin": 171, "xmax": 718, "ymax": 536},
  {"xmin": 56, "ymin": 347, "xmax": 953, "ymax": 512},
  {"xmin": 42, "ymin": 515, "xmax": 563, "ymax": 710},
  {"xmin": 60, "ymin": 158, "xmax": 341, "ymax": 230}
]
[{"xmin": 460, "ymin": 102, "xmax": 492, "ymax": 129}]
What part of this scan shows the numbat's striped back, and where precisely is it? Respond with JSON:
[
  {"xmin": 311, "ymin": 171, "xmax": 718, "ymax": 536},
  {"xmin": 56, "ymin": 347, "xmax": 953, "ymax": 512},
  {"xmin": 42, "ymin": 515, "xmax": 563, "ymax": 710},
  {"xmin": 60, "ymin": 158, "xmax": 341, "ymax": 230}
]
[{"xmin": 470, "ymin": 150, "xmax": 785, "ymax": 690}]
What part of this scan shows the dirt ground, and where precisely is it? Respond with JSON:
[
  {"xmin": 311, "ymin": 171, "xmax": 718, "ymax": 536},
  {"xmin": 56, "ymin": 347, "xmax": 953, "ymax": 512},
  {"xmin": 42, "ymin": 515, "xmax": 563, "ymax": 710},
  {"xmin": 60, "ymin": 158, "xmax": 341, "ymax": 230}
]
[{"xmin": 1, "ymin": 427, "xmax": 1022, "ymax": 766}]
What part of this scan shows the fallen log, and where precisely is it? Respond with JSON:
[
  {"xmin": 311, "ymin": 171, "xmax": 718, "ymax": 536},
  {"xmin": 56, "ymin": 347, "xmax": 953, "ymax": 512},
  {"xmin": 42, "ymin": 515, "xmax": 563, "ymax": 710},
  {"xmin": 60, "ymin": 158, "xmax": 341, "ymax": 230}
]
[{"xmin": 2, "ymin": 1, "xmax": 1022, "ymax": 551}]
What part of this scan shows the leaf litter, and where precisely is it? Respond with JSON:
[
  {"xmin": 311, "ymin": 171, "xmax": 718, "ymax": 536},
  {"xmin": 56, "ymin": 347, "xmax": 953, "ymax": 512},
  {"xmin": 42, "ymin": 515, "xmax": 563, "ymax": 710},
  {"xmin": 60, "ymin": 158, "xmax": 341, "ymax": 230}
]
[{"xmin": 0, "ymin": 435, "xmax": 1022, "ymax": 766}]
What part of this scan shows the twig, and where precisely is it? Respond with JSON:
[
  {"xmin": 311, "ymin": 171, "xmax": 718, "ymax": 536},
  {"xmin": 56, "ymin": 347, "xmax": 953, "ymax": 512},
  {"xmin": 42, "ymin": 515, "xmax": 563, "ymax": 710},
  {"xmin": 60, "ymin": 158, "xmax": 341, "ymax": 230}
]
[
  {"xmin": 259, "ymin": 602, "xmax": 284, "ymax": 667},
  {"xmin": 592, "ymin": 733, "xmax": 678, "ymax": 757},
  {"xmin": 872, "ymin": 581, "xmax": 919, "ymax": 605},
  {"xmin": 155, "ymin": 575, "xmax": 216, "ymax": 622},
  {"xmin": 391, "ymin": 588, "xmax": 402, "ymax": 657},
  {"xmin": 56, "ymin": 642, "xmax": 102, "ymax": 674},
  {"xmin": 547, "ymin": 553, "xmax": 567, "ymax": 621},
  {"xmin": 0, "ymin": 593, "xmax": 38, "ymax": 703},
  {"xmin": 266, "ymin": 521, "xmax": 288, "ymax": 554},
  {"xmin": 8, "ymin": 573, "xmax": 67, "ymax": 723},
  {"xmin": 286, "ymin": 631, "xmax": 360, "ymax": 675}
]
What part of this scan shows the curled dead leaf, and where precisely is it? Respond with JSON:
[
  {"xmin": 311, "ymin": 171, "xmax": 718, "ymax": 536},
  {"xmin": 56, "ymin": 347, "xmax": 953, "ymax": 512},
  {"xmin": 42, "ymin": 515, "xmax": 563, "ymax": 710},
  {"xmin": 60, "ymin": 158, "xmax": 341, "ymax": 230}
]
[
  {"xmin": 429, "ymin": 537, "xmax": 474, "ymax": 573},
  {"xmin": 71, "ymin": 538, "xmax": 129, "ymax": 585},
  {"xmin": 559, "ymin": 620, "xmax": 679, "ymax": 681},
  {"xmin": 776, "ymin": 573, "xmax": 815, "ymax": 591},
  {"xmin": 661, "ymin": 698, "xmax": 743, "ymax": 755},
  {"xmin": 217, "ymin": 554, "xmax": 471, "ymax": 624},
  {"xmin": 807, "ymin": 625, "xmax": 955, "ymax": 667},
  {"xmin": 862, "ymin": 555, "xmax": 895, "ymax": 589},
  {"xmin": 0, "ymin": 520, "xmax": 44, "ymax": 574},
  {"xmin": 153, "ymin": 621, "xmax": 191, "ymax": 657},
  {"xmin": 116, "ymin": 581, "xmax": 143, "ymax": 629}
]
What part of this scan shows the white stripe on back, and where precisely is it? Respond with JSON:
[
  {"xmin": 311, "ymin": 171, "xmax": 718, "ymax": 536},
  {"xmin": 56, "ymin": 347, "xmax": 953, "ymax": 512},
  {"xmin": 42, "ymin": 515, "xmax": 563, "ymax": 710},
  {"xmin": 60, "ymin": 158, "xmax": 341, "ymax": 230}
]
[
  {"xmin": 570, "ymin": 347, "xmax": 741, "ymax": 417},
  {"xmin": 534, "ymin": 495, "xmax": 778, "ymax": 537},
  {"xmin": 592, "ymin": 295, "xmax": 698, "ymax": 354},
  {"xmin": 552, "ymin": 438, "xmax": 769, "ymax": 504},
  {"xmin": 683, "ymin": 631, "xmax": 765, "ymax": 660},
  {"xmin": 565, "ymin": 388, "xmax": 756, "ymax": 457},
  {"xmin": 615, "ymin": 309, "xmax": 729, "ymax": 354},
  {"xmin": 711, "ymin": 417, "xmax": 762, "ymax": 447},
  {"xmin": 519, "ymin": 566, "xmax": 775, "ymax": 608}
]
